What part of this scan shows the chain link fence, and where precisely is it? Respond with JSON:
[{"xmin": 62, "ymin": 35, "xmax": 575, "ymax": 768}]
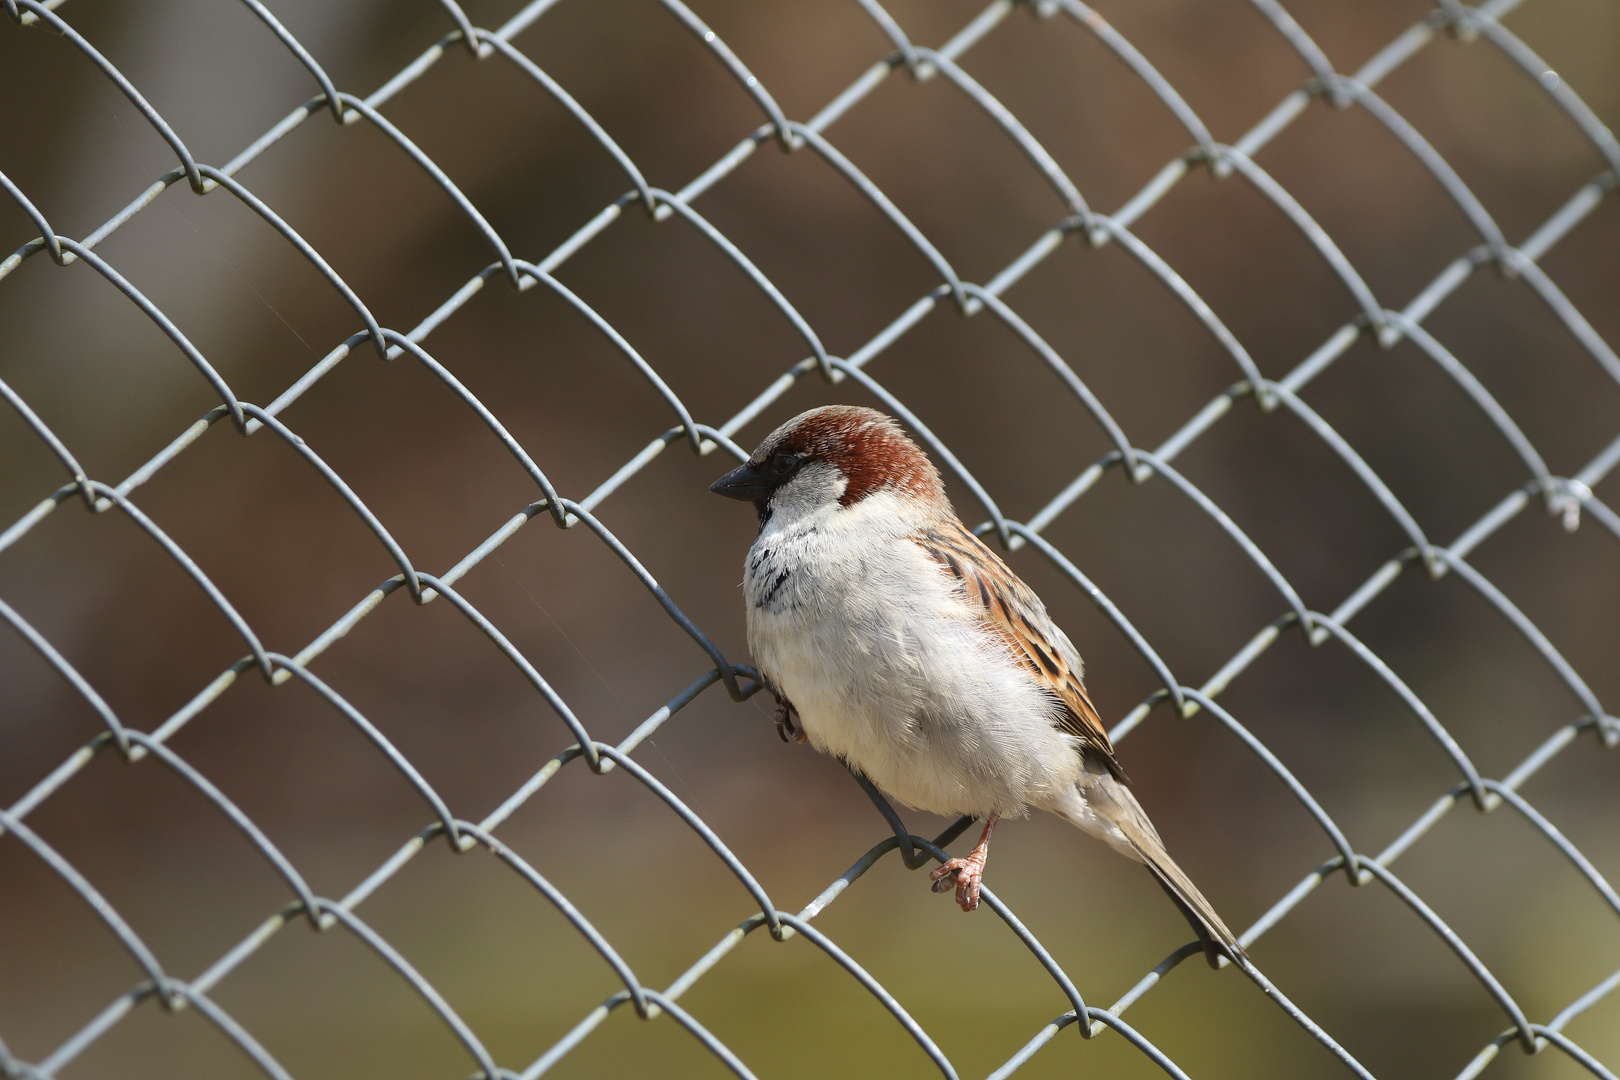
[{"xmin": 1, "ymin": 0, "xmax": 1617, "ymax": 1076}]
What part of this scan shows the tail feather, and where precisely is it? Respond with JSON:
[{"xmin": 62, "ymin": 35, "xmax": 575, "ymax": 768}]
[
  {"xmin": 1136, "ymin": 836, "xmax": 1245, "ymax": 969},
  {"xmin": 1057, "ymin": 774, "xmax": 1246, "ymax": 969}
]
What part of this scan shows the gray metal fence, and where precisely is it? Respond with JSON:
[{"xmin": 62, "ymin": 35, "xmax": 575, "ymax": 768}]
[{"xmin": 1, "ymin": 0, "xmax": 1617, "ymax": 1077}]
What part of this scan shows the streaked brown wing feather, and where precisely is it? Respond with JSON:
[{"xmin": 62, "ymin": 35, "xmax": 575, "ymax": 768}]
[{"xmin": 914, "ymin": 520, "xmax": 1127, "ymax": 782}]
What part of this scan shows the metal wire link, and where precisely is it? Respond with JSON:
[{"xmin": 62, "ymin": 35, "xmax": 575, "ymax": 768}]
[{"xmin": 1, "ymin": 0, "xmax": 1616, "ymax": 1078}]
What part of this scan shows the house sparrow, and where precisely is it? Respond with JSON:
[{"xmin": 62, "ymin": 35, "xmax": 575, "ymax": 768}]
[{"xmin": 710, "ymin": 405, "xmax": 1243, "ymax": 967}]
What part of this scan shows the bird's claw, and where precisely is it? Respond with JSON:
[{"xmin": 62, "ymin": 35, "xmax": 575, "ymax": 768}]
[
  {"xmin": 773, "ymin": 698, "xmax": 807, "ymax": 744},
  {"xmin": 929, "ymin": 856, "xmax": 985, "ymax": 912}
]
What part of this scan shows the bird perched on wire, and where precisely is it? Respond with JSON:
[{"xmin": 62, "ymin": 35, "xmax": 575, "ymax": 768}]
[{"xmin": 710, "ymin": 404, "xmax": 1243, "ymax": 968}]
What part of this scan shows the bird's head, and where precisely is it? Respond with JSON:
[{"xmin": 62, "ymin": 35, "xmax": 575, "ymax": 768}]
[{"xmin": 709, "ymin": 405, "xmax": 944, "ymax": 529}]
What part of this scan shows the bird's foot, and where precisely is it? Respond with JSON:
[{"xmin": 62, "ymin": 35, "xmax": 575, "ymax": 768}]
[
  {"xmin": 773, "ymin": 698, "xmax": 807, "ymax": 744},
  {"xmin": 930, "ymin": 854, "xmax": 986, "ymax": 912},
  {"xmin": 929, "ymin": 812, "xmax": 998, "ymax": 912}
]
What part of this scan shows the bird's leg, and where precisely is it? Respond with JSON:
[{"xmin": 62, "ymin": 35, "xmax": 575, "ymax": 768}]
[
  {"xmin": 773, "ymin": 695, "xmax": 807, "ymax": 744},
  {"xmin": 929, "ymin": 812, "xmax": 999, "ymax": 912}
]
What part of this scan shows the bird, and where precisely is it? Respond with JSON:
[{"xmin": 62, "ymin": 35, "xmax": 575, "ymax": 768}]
[{"xmin": 709, "ymin": 404, "xmax": 1244, "ymax": 968}]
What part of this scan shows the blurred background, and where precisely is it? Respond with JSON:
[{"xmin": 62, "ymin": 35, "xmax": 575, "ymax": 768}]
[{"xmin": 1, "ymin": 0, "xmax": 1617, "ymax": 1077}]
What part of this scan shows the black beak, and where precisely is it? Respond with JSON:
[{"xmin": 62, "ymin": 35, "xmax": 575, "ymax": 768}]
[{"xmin": 709, "ymin": 462, "xmax": 768, "ymax": 502}]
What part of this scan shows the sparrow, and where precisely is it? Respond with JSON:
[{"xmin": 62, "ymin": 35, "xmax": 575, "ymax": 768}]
[{"xmin": 710, "ymin": 405, "xmax": 1244, "ymax": 967}]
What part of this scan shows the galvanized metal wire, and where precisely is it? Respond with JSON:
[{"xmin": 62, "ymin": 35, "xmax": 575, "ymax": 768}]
[{"xmin": 1, "ymin": 0, "xmax": 1617, "ymax": 1077}]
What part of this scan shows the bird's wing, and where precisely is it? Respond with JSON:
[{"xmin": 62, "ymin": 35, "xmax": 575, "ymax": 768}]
[{"xmin": 914, "ymin": 519, "xmax": 1127, "ymax": 782}]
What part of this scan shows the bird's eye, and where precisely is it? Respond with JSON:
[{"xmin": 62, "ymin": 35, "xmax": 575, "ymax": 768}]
[{"xmin": 769, "ymin": 453, "xmax": 798, "ymax": 477}]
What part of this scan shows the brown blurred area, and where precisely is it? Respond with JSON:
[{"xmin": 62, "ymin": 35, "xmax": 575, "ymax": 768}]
[{"xmin": 1, "ymin": 0, "xmax": 1617, "ymax": 1077}]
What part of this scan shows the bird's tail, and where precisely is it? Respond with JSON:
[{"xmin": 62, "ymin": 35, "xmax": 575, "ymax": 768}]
[{"xmin": 1055, "ymin": 773, "xmax": 1246, "ymax": 969}]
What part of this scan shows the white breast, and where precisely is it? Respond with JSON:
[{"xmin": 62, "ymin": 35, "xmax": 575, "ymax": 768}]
[{"xmin": 742, "ymin": 490, "xmax": 1083, "ymax": 817}]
